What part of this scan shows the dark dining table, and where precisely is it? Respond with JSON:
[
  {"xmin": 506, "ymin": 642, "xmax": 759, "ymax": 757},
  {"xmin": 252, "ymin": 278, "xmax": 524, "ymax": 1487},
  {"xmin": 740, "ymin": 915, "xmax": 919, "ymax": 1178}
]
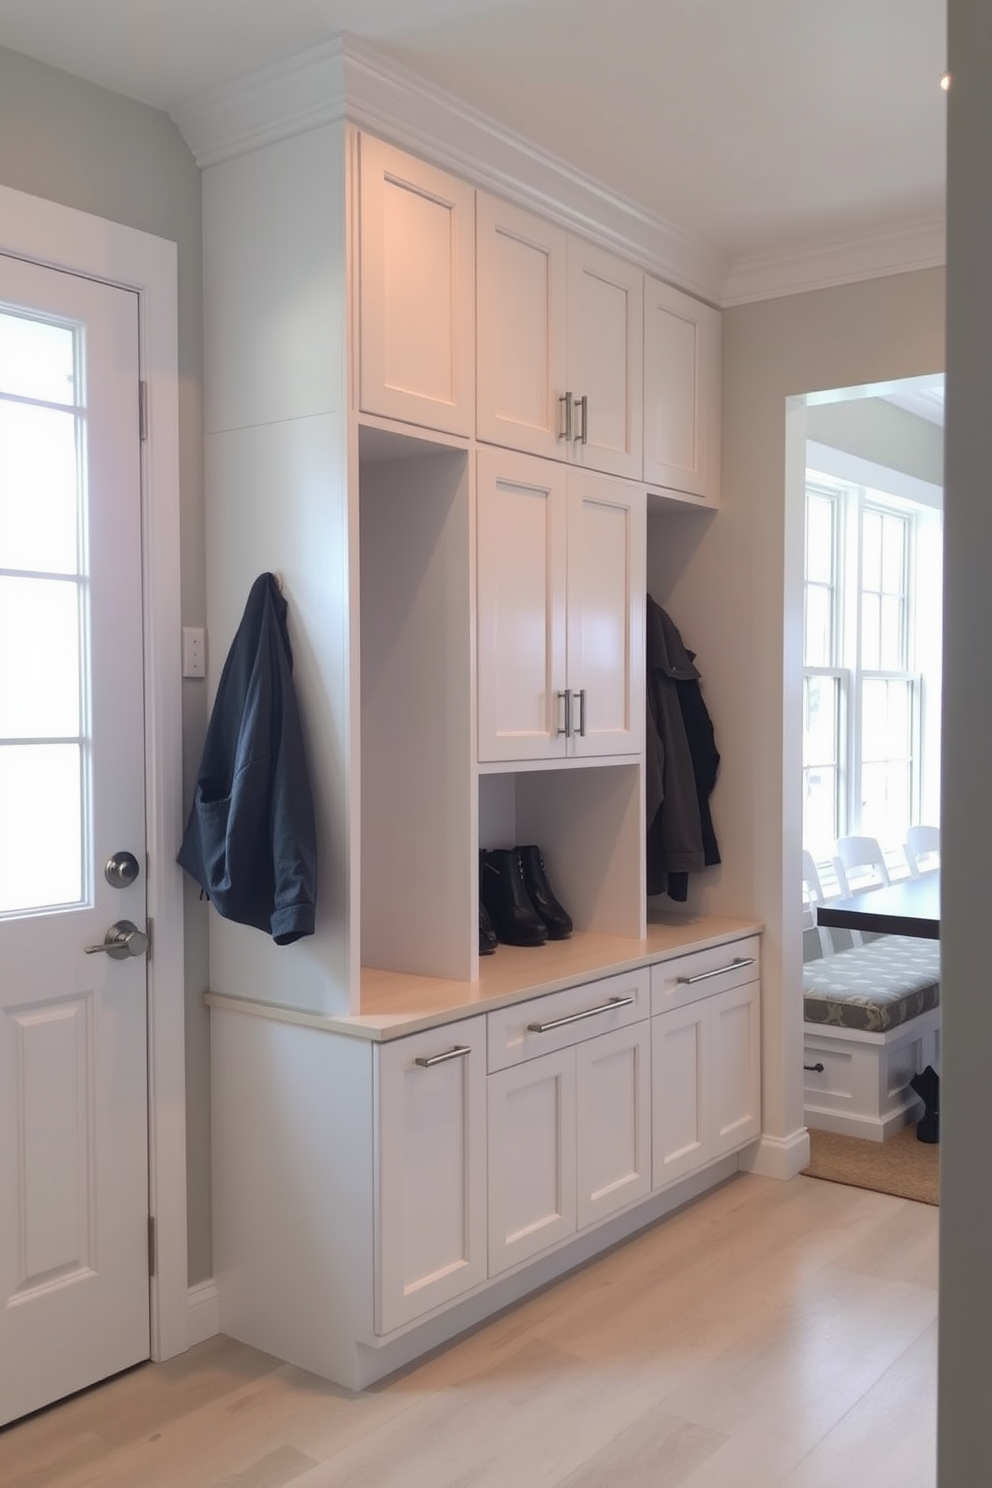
[{"xmin": 815, "ymin": 873, "xmax": 940, "ymax": 940}]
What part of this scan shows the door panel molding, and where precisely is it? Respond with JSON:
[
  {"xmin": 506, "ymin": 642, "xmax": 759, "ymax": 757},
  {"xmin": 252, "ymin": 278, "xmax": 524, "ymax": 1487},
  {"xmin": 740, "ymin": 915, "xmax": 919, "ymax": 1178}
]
[{"xmin": 0, "ymin": 183, "xmax": 186, "ymax": 1363}]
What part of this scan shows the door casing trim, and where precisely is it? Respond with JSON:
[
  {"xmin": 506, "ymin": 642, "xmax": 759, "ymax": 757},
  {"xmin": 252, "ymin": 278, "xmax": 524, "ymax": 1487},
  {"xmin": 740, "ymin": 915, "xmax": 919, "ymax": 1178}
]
[{"xmin": 0, "ymin": 183, "xmax": 187, "ymax": 1361}]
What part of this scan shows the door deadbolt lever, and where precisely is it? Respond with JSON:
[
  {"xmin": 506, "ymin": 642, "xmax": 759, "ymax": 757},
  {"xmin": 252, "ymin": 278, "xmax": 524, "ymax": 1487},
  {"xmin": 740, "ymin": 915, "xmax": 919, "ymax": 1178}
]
[{"xmin": 85, "ymin": 920, "xmax": 149, "ymax": 960}]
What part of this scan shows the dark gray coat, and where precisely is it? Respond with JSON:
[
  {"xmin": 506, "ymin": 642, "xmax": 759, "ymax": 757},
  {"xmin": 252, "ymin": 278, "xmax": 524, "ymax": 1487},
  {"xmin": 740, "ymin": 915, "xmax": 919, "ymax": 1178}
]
[{"xmin": 177, "ymin": 573, "xmax": 317, "ymax": 944}]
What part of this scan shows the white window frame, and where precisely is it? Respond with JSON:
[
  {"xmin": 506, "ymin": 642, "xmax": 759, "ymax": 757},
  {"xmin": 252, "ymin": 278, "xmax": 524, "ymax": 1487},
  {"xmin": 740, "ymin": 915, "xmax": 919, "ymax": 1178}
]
[{"xmin": 803, "ymin": 471, "xmax": 929, "ymax": 860}]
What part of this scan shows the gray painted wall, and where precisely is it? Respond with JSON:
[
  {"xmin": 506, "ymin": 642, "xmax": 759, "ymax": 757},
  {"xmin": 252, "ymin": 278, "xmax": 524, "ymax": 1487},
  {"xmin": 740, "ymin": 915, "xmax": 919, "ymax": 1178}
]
[
  {"xmin": 938, "ymin": 4, "xmax": 991, "ymax": 1481},
  {"xmin": 806, "ymin": 396, "xmax": 943, "ymax": 487},
  {"xmin": 0, "ymin": 44, "xmax": 212, "ymax": 1286}
]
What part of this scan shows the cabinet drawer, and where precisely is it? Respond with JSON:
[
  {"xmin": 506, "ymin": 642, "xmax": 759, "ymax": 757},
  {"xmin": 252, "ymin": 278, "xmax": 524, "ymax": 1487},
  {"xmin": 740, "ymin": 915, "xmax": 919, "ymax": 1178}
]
[
  {"xmin": 651, "ymin": 937, "xmax": 760, "ymax": 1015},
  {"xmin": 488, "ymin": 968, "xmax": 649, "ymax": 1072}
]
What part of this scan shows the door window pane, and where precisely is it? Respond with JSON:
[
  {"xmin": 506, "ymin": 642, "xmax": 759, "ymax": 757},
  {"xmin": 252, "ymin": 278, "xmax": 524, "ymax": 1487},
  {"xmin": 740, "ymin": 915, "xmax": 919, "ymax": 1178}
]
[
  {"xmin": 0, "ymin": 311, "xmax": 76, "ymax": 405},
  {"xmin": 0, "ymin": 310, "xmax": 87, "ymax": 917},
  {"xmin": 0, "ymin": 743, "xmax": 82, "ymax": 912},
  {"xmin": 0, "ymin": 577, "xmax": 81, "ymax": 737},
  {"xmin": 0, "ymin": 402, "xmax": 80, "ymax": 573}
]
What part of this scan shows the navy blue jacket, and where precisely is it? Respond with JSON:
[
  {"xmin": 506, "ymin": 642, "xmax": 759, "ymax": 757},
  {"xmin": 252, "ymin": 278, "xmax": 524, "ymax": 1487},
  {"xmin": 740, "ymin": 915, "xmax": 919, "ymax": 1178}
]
[{"xmin": 177, "ymin": 573, "xmax": 317, "ymax": 944}]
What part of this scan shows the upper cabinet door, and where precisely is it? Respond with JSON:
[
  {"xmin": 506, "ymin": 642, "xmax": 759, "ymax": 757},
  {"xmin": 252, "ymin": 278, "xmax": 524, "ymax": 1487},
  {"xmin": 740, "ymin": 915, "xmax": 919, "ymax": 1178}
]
[
  {"xmin": 476, "ymin": 447, "xmax": 568, "ymax": 763},
  {"xmin": 476, "ymin": 196, "xmax": 569, "ymax": 460},
  {"xmin": 358, "ymin": 135, "xmax": 475, "ymax": 436},
  {"xmin": 643, "ymin": 276, "xmax": 721, "ymax": 503},
  {"xmin": 565, "ymin": 470, "xmax": 645, "ymax": 759},
  {"xmin": 566, "ymin": 241, "xmax": 643, "ymax": 480}
]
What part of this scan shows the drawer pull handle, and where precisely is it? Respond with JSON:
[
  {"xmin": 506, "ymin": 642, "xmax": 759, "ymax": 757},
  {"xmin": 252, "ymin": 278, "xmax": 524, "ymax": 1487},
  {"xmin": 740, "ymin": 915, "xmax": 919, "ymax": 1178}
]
[
  {"xmin": 675, "ymin": 956, "xmax": 755, "ymax": 985},
  {"xmin": 527, "ymin": 994, "xmax": 634, "ymax": 1034},
  {"xmin": 414, "ymin": 1045, "xmax": 472, "ymax": 1068}
]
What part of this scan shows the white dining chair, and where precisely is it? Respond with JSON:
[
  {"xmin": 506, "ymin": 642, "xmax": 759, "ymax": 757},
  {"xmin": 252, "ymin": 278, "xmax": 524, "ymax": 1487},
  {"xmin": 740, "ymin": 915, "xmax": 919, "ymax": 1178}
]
[
  {"xmin": 832, "ymin": 834, "xmax": 891, "ymax": 896},
  {"xmin": 905, "ymin": 824, "xmax": 940, "ymax": 877}
]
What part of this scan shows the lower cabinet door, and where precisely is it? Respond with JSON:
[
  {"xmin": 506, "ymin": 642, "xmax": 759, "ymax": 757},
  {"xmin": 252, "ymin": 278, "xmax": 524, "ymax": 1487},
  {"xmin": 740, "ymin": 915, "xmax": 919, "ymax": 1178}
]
[
  {"xmin": 576, "ymin": 1020, "xmax": 651, "ymax": 1229},
  {"xmin": 709, "ymin": 982, "xmax": 761, "ymax": 1159},
  {"xmin": 375, "ymin": 1017, "xmax": 488, "ymax": 1334},
  {"xmin": 652, "ymin": 999, "xmax": 708, "ymax": 1189},
  {"xmin": 488, "ymin": 1047, "xmax": 576, "ymax": 1274}
]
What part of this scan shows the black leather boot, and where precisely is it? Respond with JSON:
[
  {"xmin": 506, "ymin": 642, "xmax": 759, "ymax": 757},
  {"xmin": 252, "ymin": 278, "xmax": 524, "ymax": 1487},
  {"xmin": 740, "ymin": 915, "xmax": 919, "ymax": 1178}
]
[
  {"xmin": 480, "ymin": 848, "xmax": 548, "ymax": 946},
  {"xmin": 517, "ymin": 844, "xmax": 573, "ymax": 940},
  {"xmin": 910, "ymin": 1065, "xmax": 940, "ymax": 1144},
  {"xmin": 479, "ymin": 900, "xmax": 498, "ymax": 955}
]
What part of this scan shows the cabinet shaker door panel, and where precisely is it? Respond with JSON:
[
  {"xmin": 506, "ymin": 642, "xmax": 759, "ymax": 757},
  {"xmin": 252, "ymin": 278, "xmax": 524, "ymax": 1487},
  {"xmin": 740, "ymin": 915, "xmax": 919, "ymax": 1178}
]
[
  {"xmin": 359, "ymin": 135, "xmax": 475, "ymax": 435},
  {"xmin": 709, "ymin": 982, "xmax": 761, "ymax": 1158},
  {"xmin": 643, "ymin": 276, "xmax": 721, "ymax": 502},
  {"xmin": 375, "ymin": 1018, "xmax": 487, "ymax": 1334},
  {"xmin": 652, "ymin": 1000, "xmax": 708, "ymax": 1189},
  {"xmin": 477, "ymin": 449, "xmax": 568, "ymax": 762},
  {"xmin": 575, "ymin": 1020, "xmax": 652, "ymax": 1230},
  {"xmin": 565, "ymin": 471, "xmax": 645, "ymax": 758},
  {"xmin": 488, "ymin": 1049, "xmax": 577, "ymax": 1274},
  {"xmin": 566, "ymin": 241, "xmax": 642, "ymax": 479},
  {"xmin": 477, "ymin": 195, "xmax": 568, "ymax": 458}
]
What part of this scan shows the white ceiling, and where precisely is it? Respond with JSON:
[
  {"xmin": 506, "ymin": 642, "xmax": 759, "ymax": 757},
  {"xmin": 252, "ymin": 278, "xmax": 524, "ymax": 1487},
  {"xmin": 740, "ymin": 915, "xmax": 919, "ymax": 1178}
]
[{"xmin": 0, "ymin": 0, "xmax": 948, "ymax": 269}]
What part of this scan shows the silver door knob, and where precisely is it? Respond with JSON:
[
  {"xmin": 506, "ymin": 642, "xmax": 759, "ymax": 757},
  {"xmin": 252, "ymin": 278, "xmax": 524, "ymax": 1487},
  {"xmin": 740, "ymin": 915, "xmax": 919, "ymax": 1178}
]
[
  {"xmin": 85, "ymin": 920, "xmax": 149, "ymax": 960},
  {"xmin": 105, "ymin": 850, "xmax": 140, "ymax": 888}
]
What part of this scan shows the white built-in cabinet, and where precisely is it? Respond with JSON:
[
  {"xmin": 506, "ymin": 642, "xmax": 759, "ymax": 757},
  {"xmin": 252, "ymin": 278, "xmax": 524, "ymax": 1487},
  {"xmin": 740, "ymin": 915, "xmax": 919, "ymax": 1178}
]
[
  {"xmin": 476, "ymin": 447, "xmax": 646, "ymax": 763},
  {"xmin": 196, "ymin": 77, "xmax": 745, "ymax": 1396},
  {"xmin": 643, "ymin": 275, "xmax": 721, "ymax": 501},
  {"xmin": 357, "ymin": 134, "xmax": 476, "ymax": 436},
  {"xmin": 476, "ymin": 195, "xmax": 643, "ymax": 479}
]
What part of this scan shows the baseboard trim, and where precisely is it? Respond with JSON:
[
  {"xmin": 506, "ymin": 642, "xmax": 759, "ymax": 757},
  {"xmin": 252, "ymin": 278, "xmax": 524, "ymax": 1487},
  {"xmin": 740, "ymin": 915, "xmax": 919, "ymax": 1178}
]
[
  {"xmin": 738, "ymin": 1129, "xmax": 811, "ymax": 1180},
  {"xmin": 187, "ymin": 1279, "xmax": 221, "ymax": 1348}
]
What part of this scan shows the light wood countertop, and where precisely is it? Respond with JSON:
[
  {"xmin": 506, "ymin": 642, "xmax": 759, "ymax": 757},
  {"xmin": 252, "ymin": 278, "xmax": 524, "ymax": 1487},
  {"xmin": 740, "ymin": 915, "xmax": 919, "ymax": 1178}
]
[{"xmin": 205, "ymin": 913, "xmax": 762, "ymax": 1041}]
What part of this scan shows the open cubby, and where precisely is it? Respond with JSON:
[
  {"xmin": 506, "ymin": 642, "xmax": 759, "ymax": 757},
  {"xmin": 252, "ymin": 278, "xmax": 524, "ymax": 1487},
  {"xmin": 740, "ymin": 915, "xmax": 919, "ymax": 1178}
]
[
  {"xmin": 478, "ymin": 763, "xmax": 644, "ymax": 943},
  {"xmin": 359, "ymin": 432, "xmax": 475, "ymax": 982}
]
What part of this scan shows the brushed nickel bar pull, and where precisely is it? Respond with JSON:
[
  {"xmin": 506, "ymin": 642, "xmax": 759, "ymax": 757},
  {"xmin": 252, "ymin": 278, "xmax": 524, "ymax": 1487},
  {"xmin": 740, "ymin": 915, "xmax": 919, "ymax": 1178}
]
[
  {"xmin": 575, "ymin": 688, "xmax": 587, "ymax": 737},
  {"xmin": 557, "ymin": 688, "xmax": 573, "ymax": 738},
  {"xmin": 559, "ymin": 391, "xmax": 573, "ymax": 442},
  {"xmin": 676, "ymin": 957, "xmax": 755, "ymax": 985},
  {"xmin": 527, "ymin": 994, "xmax": 634, "ymax": 1034},
  {"xmin": 414, "ymin": 1045, "xmax": 472, "ymax": 1067},
  {"xmin": 574, "ymin": 393, "xmax": 588, "ymax": 443}
]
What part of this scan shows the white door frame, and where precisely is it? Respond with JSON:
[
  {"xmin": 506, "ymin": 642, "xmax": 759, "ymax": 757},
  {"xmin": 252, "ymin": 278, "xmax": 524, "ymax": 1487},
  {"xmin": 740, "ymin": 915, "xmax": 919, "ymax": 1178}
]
[{"xmin": 0, "ymin": 183, "xmax": 187, "ymax": 1361}]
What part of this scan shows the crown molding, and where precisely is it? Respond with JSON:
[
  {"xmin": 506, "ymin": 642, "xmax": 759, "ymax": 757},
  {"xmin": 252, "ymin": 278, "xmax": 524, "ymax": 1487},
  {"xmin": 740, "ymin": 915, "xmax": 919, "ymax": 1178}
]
[
  {"xmin": 170, "ymin": 32, "xmax": 729, "ymax": 305},
  {"xmin": 723, "ymin": 214, "xmax": 946, "ymax": 306},
  {"xmin": 171, "ymin": 32, "xmax": 947, "ymax": 310}
]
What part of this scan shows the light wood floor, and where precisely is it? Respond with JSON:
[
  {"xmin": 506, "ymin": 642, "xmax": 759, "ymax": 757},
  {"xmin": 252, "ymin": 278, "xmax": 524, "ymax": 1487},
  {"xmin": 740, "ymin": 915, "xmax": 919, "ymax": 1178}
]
[{"xmin": 0, "ymin": 1172, "xmax": 938, "ymax": 1488}]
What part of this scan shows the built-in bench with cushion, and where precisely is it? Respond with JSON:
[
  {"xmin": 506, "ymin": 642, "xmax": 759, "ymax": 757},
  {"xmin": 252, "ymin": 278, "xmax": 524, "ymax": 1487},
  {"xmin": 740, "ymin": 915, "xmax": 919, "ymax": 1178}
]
[{"xmin": 801, "ymin": 850, "xmax": 941, "ymax": 1141}]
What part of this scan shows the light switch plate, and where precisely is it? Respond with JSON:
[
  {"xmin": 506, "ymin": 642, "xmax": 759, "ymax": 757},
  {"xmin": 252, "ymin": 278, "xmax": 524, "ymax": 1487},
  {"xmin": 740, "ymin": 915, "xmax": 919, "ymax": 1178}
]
[{"xmin": 182, "ymin": 627, "xmax": 206, "ymax": 678}]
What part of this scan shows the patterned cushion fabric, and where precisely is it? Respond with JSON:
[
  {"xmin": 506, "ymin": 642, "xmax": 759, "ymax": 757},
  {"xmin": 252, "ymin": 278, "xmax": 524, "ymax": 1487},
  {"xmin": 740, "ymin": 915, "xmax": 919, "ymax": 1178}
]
[{"xmin": 802, "ymin": 936, "xmax": 941, "ymax": 1033}]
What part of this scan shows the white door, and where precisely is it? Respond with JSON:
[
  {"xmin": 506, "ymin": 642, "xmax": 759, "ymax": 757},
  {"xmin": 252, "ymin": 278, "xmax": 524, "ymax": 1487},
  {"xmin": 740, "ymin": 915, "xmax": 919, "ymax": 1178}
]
[
  {"xmin": 476, "ymin": 194, "xmax": 569, "ymax": 459},
  {"xmin": 476, "ymin": 448, "xmax": 568, "ymax": 763},
  {"xmin": 0, "ymin": 255, "xmax": 148, "ymax": 1426},
  {"xmin": 488, "ymin": 1047, "xmax": 577, "ymax": 1274},
  {"xmin": 565, "ymin": 470, "xmax": 645, "ymax": 758},
  {"xmin": 375, "ymin": 1018, "xmax": 488, "ymax": 1335},
  {"xmin": 565, "ymin": 240, "xmax": 643, "ymax": 479},
  {"xmin": 575, "ymin": 1019, "xmax": 652, "ymax": 1230}
]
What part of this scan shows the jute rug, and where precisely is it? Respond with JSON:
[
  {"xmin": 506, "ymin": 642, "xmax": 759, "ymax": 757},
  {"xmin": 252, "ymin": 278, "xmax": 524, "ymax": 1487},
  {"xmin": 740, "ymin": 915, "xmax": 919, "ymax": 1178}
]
[{"xmin": 803, "ymin": 1123, "xmax": 939, "ymax": 1206}]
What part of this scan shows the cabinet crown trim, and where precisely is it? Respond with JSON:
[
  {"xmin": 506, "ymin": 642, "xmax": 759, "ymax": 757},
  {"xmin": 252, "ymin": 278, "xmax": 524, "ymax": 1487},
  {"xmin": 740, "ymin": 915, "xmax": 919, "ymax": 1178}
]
[{"xmin": 170, "ymin": 31, "xmax": 727, "ymax": 305}]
